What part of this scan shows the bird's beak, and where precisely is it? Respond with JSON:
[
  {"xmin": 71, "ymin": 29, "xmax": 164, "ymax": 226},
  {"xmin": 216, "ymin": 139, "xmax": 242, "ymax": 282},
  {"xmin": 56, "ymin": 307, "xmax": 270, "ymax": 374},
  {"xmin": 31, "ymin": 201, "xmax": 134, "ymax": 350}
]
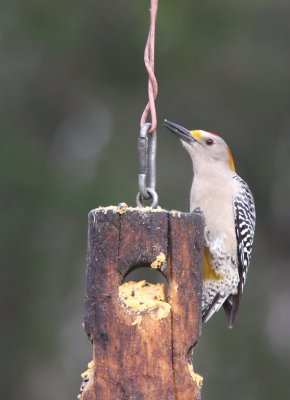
[{"xmin": 163, "ymin": 120, "xmax": 197, "ymax": 144}]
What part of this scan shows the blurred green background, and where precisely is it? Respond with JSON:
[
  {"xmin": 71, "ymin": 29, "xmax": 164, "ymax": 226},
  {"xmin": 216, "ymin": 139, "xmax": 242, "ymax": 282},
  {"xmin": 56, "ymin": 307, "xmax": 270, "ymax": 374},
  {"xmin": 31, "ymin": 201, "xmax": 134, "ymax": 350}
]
[{"xmin": 1, "ymin": 1, "xmax": 290, "ymax": 399}]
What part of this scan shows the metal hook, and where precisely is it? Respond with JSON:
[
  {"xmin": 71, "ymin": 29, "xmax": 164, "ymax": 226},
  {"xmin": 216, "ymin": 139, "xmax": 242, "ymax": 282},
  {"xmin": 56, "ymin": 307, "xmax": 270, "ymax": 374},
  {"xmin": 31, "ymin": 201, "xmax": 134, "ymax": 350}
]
[{"xmin": 136, "ymin": 123, "xmax": 158, "ymax": 208}]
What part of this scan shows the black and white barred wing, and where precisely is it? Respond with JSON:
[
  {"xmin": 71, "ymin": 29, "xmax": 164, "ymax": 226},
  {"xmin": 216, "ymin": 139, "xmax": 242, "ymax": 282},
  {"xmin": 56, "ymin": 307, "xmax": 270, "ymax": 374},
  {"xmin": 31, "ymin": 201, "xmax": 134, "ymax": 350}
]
[
  {"xmin": 223, "ymin": 175, "xmax": 256, "ymax": 327},
  {"xmin": 234, "ymin": 175, "xmax": 256, "ymax": 291}
]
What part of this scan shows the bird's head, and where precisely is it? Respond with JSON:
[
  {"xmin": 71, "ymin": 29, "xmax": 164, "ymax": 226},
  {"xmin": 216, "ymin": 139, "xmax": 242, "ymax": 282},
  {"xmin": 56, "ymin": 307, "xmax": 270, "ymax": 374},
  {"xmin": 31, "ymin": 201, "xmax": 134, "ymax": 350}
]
[{"xmin": 163, "ymin": 120, "xmax": 236, "ymax": 174}]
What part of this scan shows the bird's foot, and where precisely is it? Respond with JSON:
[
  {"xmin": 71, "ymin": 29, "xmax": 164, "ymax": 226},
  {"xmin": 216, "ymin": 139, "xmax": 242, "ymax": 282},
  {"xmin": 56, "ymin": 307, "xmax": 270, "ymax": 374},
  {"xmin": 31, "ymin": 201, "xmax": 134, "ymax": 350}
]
[{"xmin": 193, "ymin": 207, "xmax": 203, "ymax": 215}]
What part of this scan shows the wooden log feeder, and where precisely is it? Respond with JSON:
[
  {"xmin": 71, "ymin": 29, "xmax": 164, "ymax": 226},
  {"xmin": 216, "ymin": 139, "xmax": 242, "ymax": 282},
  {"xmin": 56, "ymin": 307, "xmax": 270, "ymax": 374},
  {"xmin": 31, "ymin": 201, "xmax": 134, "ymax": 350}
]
[{"xmin": 79, "ymin": 205, "xmax": 204, "ymax": 400}]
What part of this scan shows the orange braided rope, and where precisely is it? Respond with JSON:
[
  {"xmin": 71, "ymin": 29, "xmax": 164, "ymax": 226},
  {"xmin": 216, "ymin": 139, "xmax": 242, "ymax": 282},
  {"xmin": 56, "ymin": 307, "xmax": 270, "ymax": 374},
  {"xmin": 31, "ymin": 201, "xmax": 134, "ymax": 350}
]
[{"xmin": 140, "ymin": 0, "xmax": 159, "ymax": 133}]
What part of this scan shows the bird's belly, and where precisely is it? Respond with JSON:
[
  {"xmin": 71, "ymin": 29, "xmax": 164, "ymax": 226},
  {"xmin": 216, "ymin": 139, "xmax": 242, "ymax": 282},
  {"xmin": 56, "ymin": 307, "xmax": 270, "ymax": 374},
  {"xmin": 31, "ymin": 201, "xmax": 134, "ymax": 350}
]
[{"xmin": 202, "ymin": 241, "xmax": 239, "ymax": 307}]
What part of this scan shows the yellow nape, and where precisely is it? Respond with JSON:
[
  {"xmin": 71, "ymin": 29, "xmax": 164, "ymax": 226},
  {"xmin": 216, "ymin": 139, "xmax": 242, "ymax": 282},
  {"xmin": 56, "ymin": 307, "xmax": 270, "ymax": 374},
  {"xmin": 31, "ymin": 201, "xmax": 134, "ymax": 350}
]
[
  {"xmin": 190, "ymin": 130, "xmax": 203, "ymax": 139},
  {"xmin": 203, "ymin": 247, "xmax": 224, "ymax": 280},
  {"xmin": 227, "ymin": 147, "xmax": 236, "ymax": 172}
]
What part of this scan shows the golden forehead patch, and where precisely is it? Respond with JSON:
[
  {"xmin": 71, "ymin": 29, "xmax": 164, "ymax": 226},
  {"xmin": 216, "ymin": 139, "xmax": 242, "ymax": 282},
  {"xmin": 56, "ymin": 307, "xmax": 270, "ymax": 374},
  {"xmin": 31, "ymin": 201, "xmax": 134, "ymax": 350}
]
[{"xmin": 190, "ymin": 130, "xmax": 203, "ymax": 139}]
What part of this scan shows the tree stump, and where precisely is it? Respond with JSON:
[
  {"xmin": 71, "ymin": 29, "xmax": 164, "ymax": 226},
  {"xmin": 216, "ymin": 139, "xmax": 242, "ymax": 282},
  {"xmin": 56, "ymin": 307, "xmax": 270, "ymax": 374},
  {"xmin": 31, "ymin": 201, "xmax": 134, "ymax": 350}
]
[{"xmin": 79, "ymin": 205, "xmax": 204, "ymax": 400}]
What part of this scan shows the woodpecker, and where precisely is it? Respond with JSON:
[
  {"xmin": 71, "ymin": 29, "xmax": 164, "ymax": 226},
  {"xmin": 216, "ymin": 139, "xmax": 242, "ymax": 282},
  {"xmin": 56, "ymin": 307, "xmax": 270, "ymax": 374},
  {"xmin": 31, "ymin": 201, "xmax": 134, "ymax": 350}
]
[{"xmin": 163, "ymin": 120, "xmax": 256, "ymax": 327}]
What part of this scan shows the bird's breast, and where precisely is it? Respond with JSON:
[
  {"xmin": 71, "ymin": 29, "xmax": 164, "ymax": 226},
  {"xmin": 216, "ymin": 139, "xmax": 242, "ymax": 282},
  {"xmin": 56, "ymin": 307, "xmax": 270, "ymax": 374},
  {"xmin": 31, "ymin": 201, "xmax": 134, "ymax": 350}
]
[{"xmin": 190, "ymin": 175, "xmax": 238, "ymax": 254}]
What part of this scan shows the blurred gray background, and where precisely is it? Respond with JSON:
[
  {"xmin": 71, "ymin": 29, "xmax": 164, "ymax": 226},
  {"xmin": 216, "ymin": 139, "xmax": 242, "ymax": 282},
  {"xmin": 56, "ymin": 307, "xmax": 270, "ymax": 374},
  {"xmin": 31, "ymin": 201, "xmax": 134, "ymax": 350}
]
[{"xmin": 1, "ymin": 1, "xmax": 290, "ymax": 399}]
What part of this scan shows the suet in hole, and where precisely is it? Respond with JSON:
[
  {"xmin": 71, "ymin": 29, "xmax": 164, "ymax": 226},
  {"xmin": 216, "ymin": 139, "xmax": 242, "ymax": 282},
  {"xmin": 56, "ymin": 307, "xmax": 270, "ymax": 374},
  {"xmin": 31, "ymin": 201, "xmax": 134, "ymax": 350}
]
[
  {"xmin": 123, "ymin": 264, "xmax": 168, "ymax": 297},
  {"xmin": 120, "ymin": 264, "xmax": 170, "ymax": 316}
]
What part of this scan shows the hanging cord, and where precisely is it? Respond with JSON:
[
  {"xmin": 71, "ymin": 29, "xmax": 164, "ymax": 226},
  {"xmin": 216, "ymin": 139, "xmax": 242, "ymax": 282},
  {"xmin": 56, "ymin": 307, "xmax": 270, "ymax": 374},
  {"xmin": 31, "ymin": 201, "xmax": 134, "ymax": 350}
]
[
  {"xmin": 136, "ymin": 0, "xmax": 159, "ymax": 208},
  {"xmin": 140, "ymin": 0, "xmax": 159, "ymax": 133}
]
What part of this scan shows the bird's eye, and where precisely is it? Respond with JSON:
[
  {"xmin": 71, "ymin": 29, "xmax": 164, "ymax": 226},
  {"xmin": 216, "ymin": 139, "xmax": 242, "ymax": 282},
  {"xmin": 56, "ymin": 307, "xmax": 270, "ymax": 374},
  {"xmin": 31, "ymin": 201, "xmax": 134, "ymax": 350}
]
[{"xmin": 206, "ymin": 138, "xmax": 214, "ymax": 146}]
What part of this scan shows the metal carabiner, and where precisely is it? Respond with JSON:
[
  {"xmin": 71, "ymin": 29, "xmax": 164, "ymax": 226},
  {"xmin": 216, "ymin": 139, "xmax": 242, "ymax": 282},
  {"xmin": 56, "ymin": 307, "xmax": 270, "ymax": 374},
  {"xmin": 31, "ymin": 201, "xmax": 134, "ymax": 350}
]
[{"xmin": 136, "ymin": 123, "xmax": 158, "ymax": 208}]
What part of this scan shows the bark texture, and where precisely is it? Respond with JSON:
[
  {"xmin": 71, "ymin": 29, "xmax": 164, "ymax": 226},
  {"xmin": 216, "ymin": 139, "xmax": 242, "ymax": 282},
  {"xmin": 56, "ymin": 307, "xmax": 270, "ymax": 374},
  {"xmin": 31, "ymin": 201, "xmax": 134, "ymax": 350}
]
[{"xmin": 80, "ymin": 206, "xmax": 204, "ymax": 400}]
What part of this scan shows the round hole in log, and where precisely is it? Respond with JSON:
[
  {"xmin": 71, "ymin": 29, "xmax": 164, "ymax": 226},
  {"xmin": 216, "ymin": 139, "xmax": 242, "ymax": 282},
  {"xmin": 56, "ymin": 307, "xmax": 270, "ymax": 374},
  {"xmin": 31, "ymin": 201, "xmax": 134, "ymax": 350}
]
[{"xmin": 123, "ymin": 264, "xmax": 168, "ymax": 297}]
